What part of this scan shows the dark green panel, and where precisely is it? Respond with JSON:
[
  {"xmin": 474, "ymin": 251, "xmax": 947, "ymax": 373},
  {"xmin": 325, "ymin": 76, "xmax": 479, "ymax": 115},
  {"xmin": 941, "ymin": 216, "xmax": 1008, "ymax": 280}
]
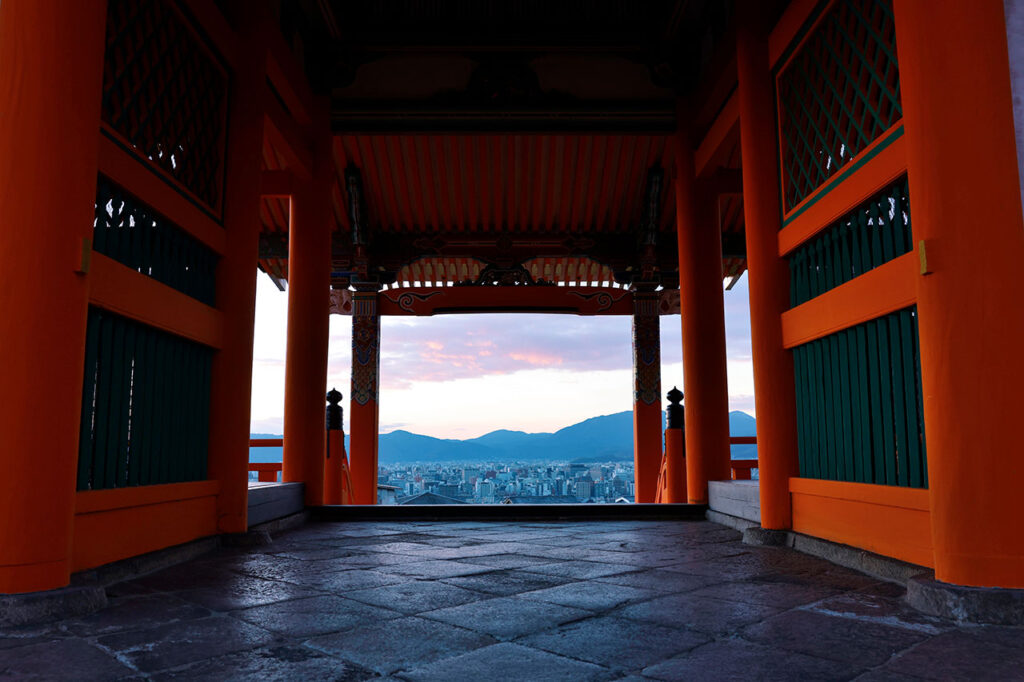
[
  {"xmin": 887, "ymin": 314, "xmax": 910, "ymax": 487},
  {"xmin": 854, "ymin": 325, "xmax": 871, "ymax": 483},
  {"xmin": 77, "ymin": 311, "xmax": 102, "ymax": 490},
  {"xmin": 76, "ymin": 308, "xmax": 213, "ymax": 491},
  {"xmin": 899, "ymin": 309, "xmax": 924, "ymax": 487},
  {"xmin": 866, "ymin": 319, "xmax": 886, "ymax": 483},
  {"xmin": 93, "ymin": 315, "xmax": 117, "ymax": 489},
  {"xmin": 824, "ymin": 333, "xmax": 839, "ymax": 480},
  {"xmin": 875, "ymin": 315, "xmax": 897, "ymax": 485},
  {"xmin": 792, "ymin": 307, "xmax": 927, "ymax": 488},
  {"xmin": 794, "ymin": 346, "xmax": 808, "ymax": 477},
  {"xmin": 813, "ymin": 339, "xmax": 827, "ymax": 479},
  {"xmin": 837, "ymin": 329, "xmax": 854, "ymax": 481}
]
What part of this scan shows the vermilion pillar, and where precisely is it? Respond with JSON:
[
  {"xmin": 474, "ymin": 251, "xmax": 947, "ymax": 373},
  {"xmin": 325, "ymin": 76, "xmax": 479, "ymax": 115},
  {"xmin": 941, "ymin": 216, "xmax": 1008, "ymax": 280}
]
[
  {"xmin": 207, "ymin": 8, "xmax": 268, "ymax": 534},
  {"xmin": 0, "ymin": 0, "xmax": 107, "ymax": 593},
  {"xmin": 675, "ymin": 129, "xmax": 733, "ymax": 504},
  {"xmin": 736, "ymin": 1, "xmax": 800, "ymax": 529},
  {"xmin": 349, "ymin": 287, "xmax": 381, "ymax": 504},
  {"xmin": 282, "ymin": 107, "xmax": 331, "ymax": 507},
  {"xmin": 632, "ymin": 291, "xmax": 663, "ymax": 503},
  {"xmin": 894, "ymin": 0, "xmax": 1024, "ymax": 587}
]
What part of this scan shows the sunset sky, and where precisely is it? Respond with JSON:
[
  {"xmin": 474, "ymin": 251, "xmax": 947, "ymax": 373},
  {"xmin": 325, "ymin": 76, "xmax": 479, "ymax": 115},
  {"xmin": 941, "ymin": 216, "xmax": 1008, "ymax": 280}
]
[{"xmin": 249, "ymin": 274, "xmax": 755, "ymax": 439}]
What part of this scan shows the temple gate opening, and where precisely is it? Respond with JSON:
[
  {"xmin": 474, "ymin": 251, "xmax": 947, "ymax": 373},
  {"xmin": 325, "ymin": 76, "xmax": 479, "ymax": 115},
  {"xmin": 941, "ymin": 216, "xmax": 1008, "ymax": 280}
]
[{"xmin": 2, "ymin": 0, "xmax": 1023, "ymax": 604}]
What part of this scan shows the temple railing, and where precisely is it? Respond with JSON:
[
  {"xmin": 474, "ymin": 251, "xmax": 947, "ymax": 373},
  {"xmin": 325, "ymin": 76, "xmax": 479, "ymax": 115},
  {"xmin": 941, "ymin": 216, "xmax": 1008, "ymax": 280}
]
[
  {"xmin": 655, "ymin": 435, "xmax": 759, "ymax": 502},
  {"xmin": 729, "ymin": 436, "xmax": 758, "ymax": 480},
  {"xmin": 249, "ymin": 438, "xmax": 283, "ymax": 482}
]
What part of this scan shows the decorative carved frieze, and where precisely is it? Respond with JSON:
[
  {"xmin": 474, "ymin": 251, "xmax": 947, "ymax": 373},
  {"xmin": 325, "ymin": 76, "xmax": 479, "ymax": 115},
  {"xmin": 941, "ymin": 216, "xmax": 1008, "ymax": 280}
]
[{"xmin": 632, "ymin": 291, "xmax": 661, "ymax": 406}]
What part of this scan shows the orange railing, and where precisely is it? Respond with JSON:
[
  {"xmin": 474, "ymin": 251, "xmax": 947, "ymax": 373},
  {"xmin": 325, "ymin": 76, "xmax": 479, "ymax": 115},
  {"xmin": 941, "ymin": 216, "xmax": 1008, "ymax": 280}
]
[
  {"xmin": 729, "ymin": 459, "xmax": 758, "ymax": 480},
  {"xmin": 249, "ymin": 438, "xmax": 283, "ymax": 482},
  {"xmin": 655, "ymin": 435, "xmax": 759, "ymax": 502},
  {"xmin": 729, "ymin": 436, "xmax": 758, "ymax": 480},
  {"xmin": 654, "ymin": 449, "xmax": 671, "ymax": 503}
]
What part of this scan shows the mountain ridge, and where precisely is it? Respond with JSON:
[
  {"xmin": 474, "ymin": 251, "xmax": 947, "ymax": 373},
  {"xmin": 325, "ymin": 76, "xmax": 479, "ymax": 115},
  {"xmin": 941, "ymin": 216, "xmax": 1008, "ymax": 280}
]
[{"xmin": 250, "ymin": 410, "xmax": 757, "ymax": 464}]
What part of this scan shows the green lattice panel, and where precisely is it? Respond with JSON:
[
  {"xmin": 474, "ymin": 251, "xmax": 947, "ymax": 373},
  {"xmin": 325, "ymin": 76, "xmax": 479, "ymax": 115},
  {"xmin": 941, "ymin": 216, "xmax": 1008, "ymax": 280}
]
[
  {"xmin": 793, "ymin": 307, "xmax": 926, "ymax": 488},
  {"xmin": 788, "ymin": 176, "xmax": 911, "ymax": 307},
  {"xmin": 102, "ymin": 0, "xmax": 228, "ymax": 212},
  {"xmin": 78, "ymin": 308, "xmax": 212, "ymax": 490},
  {"xmin": 94, "ymin": 176, "xmax": 218, "ymax": 306},
  {"xmin": 777, "ymin": 0, "xmax": 902, "ymax": 212}
]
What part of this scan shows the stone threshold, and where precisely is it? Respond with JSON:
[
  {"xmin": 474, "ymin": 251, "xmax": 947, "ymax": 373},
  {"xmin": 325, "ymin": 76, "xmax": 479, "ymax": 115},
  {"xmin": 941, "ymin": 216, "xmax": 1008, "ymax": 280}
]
[
  {"xmin": 310, "ymin": 502, "xmax": 708, "ymax": 522},
  {"xmin": 709, "ymin": 509, "xmax": 1024, "ymax": 626}
]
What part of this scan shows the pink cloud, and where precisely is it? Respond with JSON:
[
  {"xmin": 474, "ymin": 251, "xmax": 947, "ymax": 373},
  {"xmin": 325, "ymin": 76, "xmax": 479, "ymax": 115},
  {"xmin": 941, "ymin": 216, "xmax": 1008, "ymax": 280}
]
[
  {"xmin": 322, "ymin": 274, "xmax": 753, "ymax": 391},
  {"xmin": 507, "ymin": 351, "xmax": 564, "ymax": 367}
]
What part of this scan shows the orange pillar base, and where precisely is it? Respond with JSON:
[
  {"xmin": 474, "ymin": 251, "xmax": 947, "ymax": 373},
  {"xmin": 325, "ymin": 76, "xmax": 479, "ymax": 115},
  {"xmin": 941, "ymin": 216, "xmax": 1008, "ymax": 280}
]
[
  {"xmin": 349, "ymin": 400, "xmax": 379, "ymax": 505},
  {"xmin": 664, "ymin": 428, "xmax": 687, "ymax": 504}
]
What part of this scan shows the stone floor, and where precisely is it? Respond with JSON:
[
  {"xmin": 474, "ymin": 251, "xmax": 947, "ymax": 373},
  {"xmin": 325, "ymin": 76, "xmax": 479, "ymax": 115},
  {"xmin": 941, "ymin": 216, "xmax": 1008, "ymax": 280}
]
[{"xmin": 1, "ymin": 520, "xmax": 1022, "ymax": 681}]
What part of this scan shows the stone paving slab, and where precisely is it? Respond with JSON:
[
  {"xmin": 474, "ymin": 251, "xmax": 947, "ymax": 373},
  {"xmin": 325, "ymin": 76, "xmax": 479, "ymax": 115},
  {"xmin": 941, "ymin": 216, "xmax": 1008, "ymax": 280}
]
[
  {"xmin": 421, "ymin": 596, "xmax": 590, "ymax": 641},
  {"xmin": 1, "ymin": 519, "xmax": 1022, "ymax": 680},
  {"xmin": 401, "ymin": 642, "xmax": 608, "ymax": 682},
  {"xmin": 307, "ymin": 616, "xmax": 497, "ymax": 675}
]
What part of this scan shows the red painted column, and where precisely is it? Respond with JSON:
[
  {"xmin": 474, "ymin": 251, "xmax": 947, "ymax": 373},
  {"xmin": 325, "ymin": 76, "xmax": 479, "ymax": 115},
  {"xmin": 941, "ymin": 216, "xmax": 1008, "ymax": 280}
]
[
  {"xmin": 0, "ymin": 0, "xmax": 107, "ymax": 593},
  {"xmin": 282, "ymin": 106, "xmax": 331, "ymax": 507},
  {"xmin": 632, "ymin": 291, "xmax": 663, "ymax": 503},
  {"xmin": 349, "ymin": 287, "xmax": 381, "ymax": 505},
  {"xmin": 206, "ymin": 9, "xmax": 268, "ymax": 534},
  {"xmin": 736, "ymin": 1, "xmax": 800, "ymax": 529},
  {"xmin": 675, "ymin": 128, "xmax": 733, "ymax": 504},
  {"xmin": 894, "ymin": 0, "xmax": 1024, "ymax": 587}
]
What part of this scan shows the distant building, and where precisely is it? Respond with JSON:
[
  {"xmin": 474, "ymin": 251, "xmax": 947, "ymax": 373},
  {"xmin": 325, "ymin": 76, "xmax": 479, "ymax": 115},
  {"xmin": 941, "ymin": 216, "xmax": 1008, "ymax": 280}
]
[
  {"xmin": 576, "ymin": 480, "xmax": 592, "ymax": 500},
  {"xmin": 398, "ymin": 492, "xmax": 466, "ymax": 505},
  {"xmin": 437, "ymin": 483, "xmax": 460, "ymax": 498},
  {"xmin": 378, "ymin": 484, "xmax": 400, "ymax": 505}
]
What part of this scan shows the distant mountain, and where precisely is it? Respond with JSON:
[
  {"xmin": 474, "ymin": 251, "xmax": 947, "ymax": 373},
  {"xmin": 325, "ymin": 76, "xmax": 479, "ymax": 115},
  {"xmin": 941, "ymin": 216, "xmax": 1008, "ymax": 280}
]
[
  {"xmin": 379, "ymin": 430, "xmax": 499, "ymax": 463},
  {"xmin": 250, "ymin": 410, "xmax": 756, "ymax": 464}
]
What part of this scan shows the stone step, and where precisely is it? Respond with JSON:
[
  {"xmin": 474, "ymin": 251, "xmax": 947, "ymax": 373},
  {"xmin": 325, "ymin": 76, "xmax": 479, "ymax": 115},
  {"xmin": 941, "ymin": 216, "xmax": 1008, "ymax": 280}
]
[{"xmin": 708, "ymin": 480, "xmax": 760, "ymax": 523}]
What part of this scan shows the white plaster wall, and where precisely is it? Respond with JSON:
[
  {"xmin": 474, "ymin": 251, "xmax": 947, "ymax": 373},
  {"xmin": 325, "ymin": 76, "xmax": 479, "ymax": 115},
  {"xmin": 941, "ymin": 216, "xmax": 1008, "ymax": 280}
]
[{"xmin": 1005, "ymin": 0, "xmax": 1024, "ymax": 213}]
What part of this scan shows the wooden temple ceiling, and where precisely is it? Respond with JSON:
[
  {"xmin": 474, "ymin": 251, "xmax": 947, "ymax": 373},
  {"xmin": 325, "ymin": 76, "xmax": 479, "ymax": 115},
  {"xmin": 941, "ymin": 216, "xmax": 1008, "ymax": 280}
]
[{"xmin": 257, "ymin": 0, "xmax": 768, "ymax": 293}]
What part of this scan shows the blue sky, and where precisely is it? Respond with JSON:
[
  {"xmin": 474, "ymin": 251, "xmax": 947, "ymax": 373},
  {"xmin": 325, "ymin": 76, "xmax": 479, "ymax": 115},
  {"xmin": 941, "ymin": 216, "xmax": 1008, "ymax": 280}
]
[{"xmin": 250, "ymin": 274, "xmax": 754, "ymax": 439}]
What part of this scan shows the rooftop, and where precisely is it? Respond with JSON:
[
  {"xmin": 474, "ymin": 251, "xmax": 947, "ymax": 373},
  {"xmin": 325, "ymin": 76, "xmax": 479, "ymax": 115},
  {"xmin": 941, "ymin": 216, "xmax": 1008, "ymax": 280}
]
[{"xmin": 1, "ymin": 519, "xmax": 1021, "ymax": 679}]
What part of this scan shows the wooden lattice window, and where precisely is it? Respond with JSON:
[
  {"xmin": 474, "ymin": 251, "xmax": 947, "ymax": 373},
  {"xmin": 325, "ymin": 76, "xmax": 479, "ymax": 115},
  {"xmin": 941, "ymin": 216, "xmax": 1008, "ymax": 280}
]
[
  {"xmin": 777, "ymin": 0, "xmax": 902, "ymax": 212},
  {"xmin": 78, "ymin": 308, "xmax": 213, "ymax": 491},
  {"xmin": 94, "ymin": 176, "xmax": 218, "ymax": 306},
  {"xmin": 788, "ymin": 176, "xmax": 911, "ymax": 307},
  {"xmin": 101, "ymin": 0, "xmax": 229, "ymax": 213}
]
